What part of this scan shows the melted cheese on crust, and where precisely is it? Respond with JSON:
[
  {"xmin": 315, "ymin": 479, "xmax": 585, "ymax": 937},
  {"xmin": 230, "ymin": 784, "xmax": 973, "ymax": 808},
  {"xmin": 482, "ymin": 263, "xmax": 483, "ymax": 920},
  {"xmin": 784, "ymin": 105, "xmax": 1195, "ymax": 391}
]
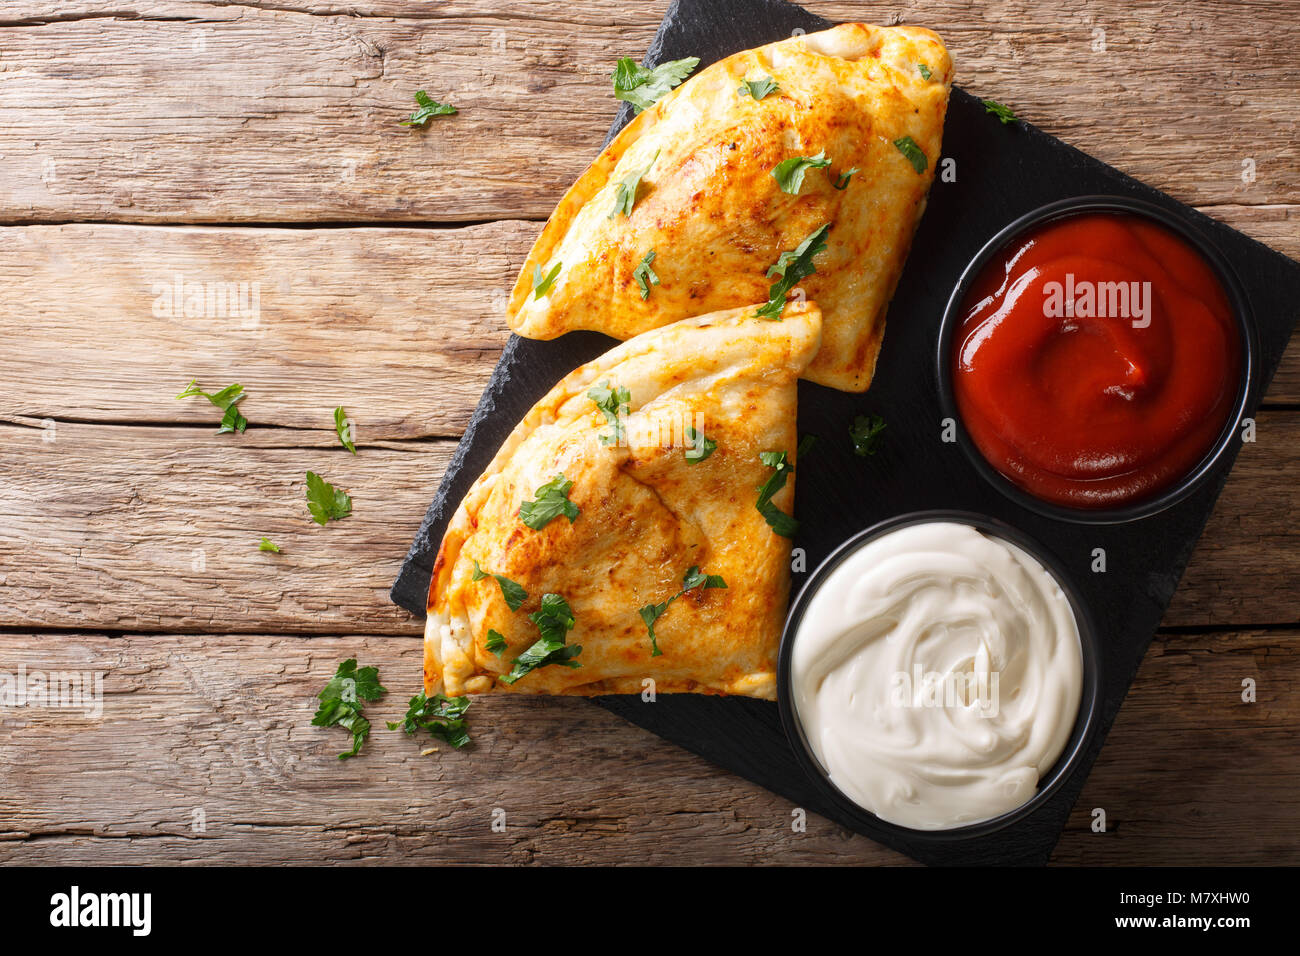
[
  {"xmin": 507, "ymin": 23, "xmax": 952, "ymax": 392},
  {"xmin": 425, "ymin": 303, "xmax": 822, "ymax": 698}
]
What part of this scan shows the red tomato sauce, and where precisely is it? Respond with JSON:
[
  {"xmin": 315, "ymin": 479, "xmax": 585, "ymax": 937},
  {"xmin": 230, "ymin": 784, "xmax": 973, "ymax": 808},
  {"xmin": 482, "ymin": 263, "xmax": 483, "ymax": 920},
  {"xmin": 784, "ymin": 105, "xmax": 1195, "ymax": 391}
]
[{"xmin": 952, "ymin": 211, "xmax": 1241, "ymax": 509}]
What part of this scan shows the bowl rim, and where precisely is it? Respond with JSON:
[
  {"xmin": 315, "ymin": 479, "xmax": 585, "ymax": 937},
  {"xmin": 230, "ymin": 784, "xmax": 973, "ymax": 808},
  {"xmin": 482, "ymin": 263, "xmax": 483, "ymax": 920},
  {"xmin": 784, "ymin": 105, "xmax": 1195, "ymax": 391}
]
[
  {"xmin": 777, "ymin": 509, "xmax": 1103, "ymax": 843},
  {"xmin": 935, "ymin": 193, "xmax": 1259, "ymax": 525}
]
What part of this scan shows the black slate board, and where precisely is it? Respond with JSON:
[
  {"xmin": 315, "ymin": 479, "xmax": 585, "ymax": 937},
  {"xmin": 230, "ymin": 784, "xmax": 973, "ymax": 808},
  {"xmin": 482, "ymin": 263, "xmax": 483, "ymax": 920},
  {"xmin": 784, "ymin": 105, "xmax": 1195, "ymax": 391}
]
[{"xmin": 392, "ymin": 0, "xmax": 1300, "ymax": 865}]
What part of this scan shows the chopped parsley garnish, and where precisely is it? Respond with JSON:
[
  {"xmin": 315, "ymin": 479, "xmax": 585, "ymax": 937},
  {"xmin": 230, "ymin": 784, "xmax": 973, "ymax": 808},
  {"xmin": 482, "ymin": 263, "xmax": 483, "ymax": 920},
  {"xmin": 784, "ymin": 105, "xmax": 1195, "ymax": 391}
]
[
  {"xmin": 738, "ymin": 74, "xmax": 779, "ymax": 99},
  {"xmin": 918, "ymin": 63, "xmax": 932, "ymax": 80},
  {"xmin": 258, "ymin": 536, "xmax": 281, "ymax": 553},
  {"xmin": 772, "ymin": 151, "xmax": 832, "ymax": 195},
  {"xmin": 833, "ymin": 167, "xmax": 858, "ymax": 190},
  {"xmin": 613, "ymin": 56, "xmax": 700, "ymax": 113},
  {"xmin": 471, "ymin": 559, "xmax": 527, "ymax": 612},
  {"xmin": 756, "ymin": 450, "xmax": 798, "ymax": 537},
  {"xmin": 850, "ymin": 414, "xmax": 887, "ymax": 456},
  {"xmin": 485, "ymin": 629, "xmax": 508, "ymax": 657},
  {"xmin": 519, "ymin": 473, "xmax": 580, "ymax": 530},
  {"xmin": 638, "ymin": 566, "xmax": 727, "ymax": 657},
  {"xmin": 637, "ymin": 604, "xmax": 668, "ymax": 654},
  {"xmin": 530, "ymin": 593, "xmax": 576, "ymax": 643},
  {"xmin": 893, "ymin": 135, "xmax": 927, "ymax": 173},
  {"xmin": 400, "ymin": 90, "xmax": 457, "ymax": 127},
  {"xmin": 632, "ymin": 249, "xmax": 660, "ymax": 300},
  {"xmin": 684, "ymin": 426, "xmax": 716, "ymax": 464},
  {"xmin": 756, "ymin": 223, "xmax": 831, "ymax": 320},
  {"xmin": 796, "ymin": 433, "xmax": 818, "ymax": 461},
  {"xmin": 334, "ymin": 406, "xmax": 356, "ymax": 454},
  {"xmin": 312, "ymin": 658, "xmax": 386, "ymax": 760},
  {"xmin": 610, "ymin": 152, "xmax": 658, "ymax": 219},
  {"xmin": 532, "ymin": 262, "xmax": 561, "ymax": 299},
  {"xmin": 305, "ymin": 470, "xmax": 352, "ymax": 526},
  {"xmin": 387, "ymin": 691, "xmax": 470, "ymax": 749},
  {"xmin": 983, "ymin": 99, "xmax": 1018, "ymax": 125},
  {"xmin": 588, "ymin": 380, "xmax": 631, "ymax": 446},
  {"xmin": 500, "ymin": 593, "xmax": 583, "ymax": 684},
  {"xmin": 176, "ymin": 379, "xmax": 248, "ymax": 434}
]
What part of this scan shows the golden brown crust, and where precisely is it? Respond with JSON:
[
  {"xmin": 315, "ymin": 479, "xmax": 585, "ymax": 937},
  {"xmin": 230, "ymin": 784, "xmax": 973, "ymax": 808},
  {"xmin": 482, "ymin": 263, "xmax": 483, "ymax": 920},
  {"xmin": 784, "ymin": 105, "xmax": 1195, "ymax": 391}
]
[
  {"xmin": 506, "ymin": 23, "xmax": 952, "ymax": 392},
  {"xmin": 425, "ymin": 302, "xmax": 822, "ymax": 699}
]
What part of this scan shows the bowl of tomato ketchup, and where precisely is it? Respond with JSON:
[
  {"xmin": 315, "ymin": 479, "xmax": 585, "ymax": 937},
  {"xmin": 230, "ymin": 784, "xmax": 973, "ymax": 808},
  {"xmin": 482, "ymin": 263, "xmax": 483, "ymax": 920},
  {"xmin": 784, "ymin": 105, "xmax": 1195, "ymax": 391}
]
[{"xmin": 938, "ymin": 195, "xmax": 1256, "ymax": 523}]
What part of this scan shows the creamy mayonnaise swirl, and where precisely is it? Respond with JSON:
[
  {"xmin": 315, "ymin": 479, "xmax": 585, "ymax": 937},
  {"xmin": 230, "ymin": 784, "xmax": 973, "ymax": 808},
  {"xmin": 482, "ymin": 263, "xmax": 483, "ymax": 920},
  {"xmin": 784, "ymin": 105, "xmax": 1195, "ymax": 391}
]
[{"xmin": 790, "ymin": 520, "xmax": 1083, "ymax": 831}]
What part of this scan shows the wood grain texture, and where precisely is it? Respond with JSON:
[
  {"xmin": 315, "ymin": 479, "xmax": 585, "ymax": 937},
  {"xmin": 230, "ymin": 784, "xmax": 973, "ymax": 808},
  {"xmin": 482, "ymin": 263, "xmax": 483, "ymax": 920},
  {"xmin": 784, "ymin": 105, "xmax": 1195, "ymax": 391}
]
[
  {"xmin": 0, "ymin": 631, "xmax": 911, "ymax": 865},
  {"xmin": 0, "ymin": 223, "xmax": 525, "ymax": 436},
  {"xmin": 0, "ymin": 0, "xmax": 1296, "ymax": 223},
  {"xmin": 0, "ymin": 421, "xmax": 444, "ymax": 635},
  {"xmin": 1165, "ymin": 414, "xmax": 1300, "ymax": 627},
  {"xmin": 1055, "ymin": 629, "xmax": 1299, "ymax": 865},
  {"xmin": 0, "ymin": 626, "xmax": 1288, "ymax": 865}
]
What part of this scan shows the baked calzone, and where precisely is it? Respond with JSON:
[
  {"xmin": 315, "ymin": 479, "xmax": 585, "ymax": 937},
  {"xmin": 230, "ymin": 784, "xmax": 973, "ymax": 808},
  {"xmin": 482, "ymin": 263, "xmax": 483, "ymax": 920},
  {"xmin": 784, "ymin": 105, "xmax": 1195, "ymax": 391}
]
[
  {"xmin": 506, "ymin": 22, "xmax": 951, "ymax": 392},
  {"xmin": 425, "ymin": 302, "xmax": 822, "ymax": 699}
]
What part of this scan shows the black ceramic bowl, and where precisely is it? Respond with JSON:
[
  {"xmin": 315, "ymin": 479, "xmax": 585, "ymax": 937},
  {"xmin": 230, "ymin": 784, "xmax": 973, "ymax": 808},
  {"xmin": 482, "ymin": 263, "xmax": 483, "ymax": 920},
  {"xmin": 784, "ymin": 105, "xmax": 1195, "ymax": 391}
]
[
  {"xmin": 936, "ymin": 195, "xmax": 1258, "ymax": 525},
  {"xmin": 777, "ymin": 510, "xmax": 1102, "ymax": 843}
]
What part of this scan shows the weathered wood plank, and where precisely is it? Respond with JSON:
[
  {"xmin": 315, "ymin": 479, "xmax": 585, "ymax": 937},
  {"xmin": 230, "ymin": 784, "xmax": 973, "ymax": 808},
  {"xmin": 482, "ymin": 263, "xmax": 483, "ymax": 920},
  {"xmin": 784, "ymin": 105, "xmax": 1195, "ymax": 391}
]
[
  {"xmin": 0, "ymin": 222, "xmax": 527, "ymax": 436},
  {"xmin": 1053, "ymin": 629, "xmax": 1299, "ymax": 865},
  {"xmin": 1, "ymin": 217, "xmax": 1296, "ymax": 447},
  {"xmin": 1, "ymin": 411, "xmax": 1297, "ymax": 635},
  {"xmin": 0, "ymin": 6, "xmax": 650, "ymax": 223},
  {"xmin": 0, "ymin": 631, "xmax": 910, "ymax": 865},
  {"xmin": 0, "ymin": 626, "xmax": 1289, "ymax": 865},
  {"xmin": 1164, "ymin": 415, "xmax": 1300, "ymax": 626},
  {"xmin": 0, "ymin": 422, "xmax": 445, "ymax": 634},
  {"xmin": 0, "ymin": 0, "xmax": 1296, "ymax": 224}
]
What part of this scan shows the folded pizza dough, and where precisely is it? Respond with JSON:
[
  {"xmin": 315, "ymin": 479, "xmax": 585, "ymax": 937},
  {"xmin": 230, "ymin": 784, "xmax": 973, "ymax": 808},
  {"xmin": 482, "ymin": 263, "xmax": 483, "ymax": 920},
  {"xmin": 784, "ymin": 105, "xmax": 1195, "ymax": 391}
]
[
  {"xmin": 425, "ymin": 302, "xmax": 822, "ymax": 699},
  {"xmin": 507, "ymin": 22, "xmax": 951, "ymax": 392}
]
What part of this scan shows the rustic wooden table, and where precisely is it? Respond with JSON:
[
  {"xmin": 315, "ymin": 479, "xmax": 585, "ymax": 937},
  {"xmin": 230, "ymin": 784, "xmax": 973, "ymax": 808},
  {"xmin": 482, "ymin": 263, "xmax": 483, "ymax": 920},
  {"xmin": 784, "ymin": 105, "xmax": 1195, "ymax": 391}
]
[{"xmin": 1, "ymin": 0, "xmax": 1296, "ymax": 866}]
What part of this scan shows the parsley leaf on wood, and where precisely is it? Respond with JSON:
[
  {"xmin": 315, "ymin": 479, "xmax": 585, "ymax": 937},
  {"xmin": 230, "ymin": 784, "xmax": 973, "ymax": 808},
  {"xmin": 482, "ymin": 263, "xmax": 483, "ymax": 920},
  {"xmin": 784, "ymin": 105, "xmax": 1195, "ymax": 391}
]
[
  {"xmin": 772, "ymin": 151, "xmax": 832, "ymax": 195},
  {"xmin": 387, "ymin": 691, "xmax": 470, "ymax": 749},
  {"xmin": 519, "ymin": 473, "xmax": 580, "ymax": 530},
  {"xmin": 500, "ymin": 593, "xmax": 582, "ymax": 684},
  {"xmin": 305, "ymin": 470, "xmax": 352, "ymax": 526},
  {"xmin": 850, "ymin": 414, "xmax": 887, "ymax": 457},
  {"xmin": 755, "ymin": 223, "xmax": 831, "ymax": 320},
  {"xmin": 258, "ymin": 536, "xmax": 281, "ymax": 553},
  {"xmin": 756, "ymin": 450, "xmax": 798, "ymax": 537},
  {"xmin": 176, "ymin": 379, "xmax": 248, "ymax": 434},
  {"xmin": 334, "ymin": 406, "xmax": 356, "ymax": 454},
  {"xmin": 400, "ymin": 90, "xmax": 456, "ymax": 126},
  {"xmin": 313, "ymin": 658, "xmax": 386, "ymax": 760},
  {"xmin": 893, "ymin": 135, "xmax": 928, "ymax": 173},
  {"xmin": 471, "ymin": 559, "xmax": 527, "ymax": 612},
  {"xmin": 613, "ymin": 56, "xmax": 699, "ymax": 113}
]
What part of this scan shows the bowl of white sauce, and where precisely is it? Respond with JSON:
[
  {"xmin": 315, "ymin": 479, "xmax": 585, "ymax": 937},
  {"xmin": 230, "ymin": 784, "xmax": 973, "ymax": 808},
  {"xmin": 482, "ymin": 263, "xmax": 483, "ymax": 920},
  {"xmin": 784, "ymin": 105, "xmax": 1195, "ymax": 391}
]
[{"xmin": 778, "ymin": 511, "xmax": 1101, "ymax": 840}]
